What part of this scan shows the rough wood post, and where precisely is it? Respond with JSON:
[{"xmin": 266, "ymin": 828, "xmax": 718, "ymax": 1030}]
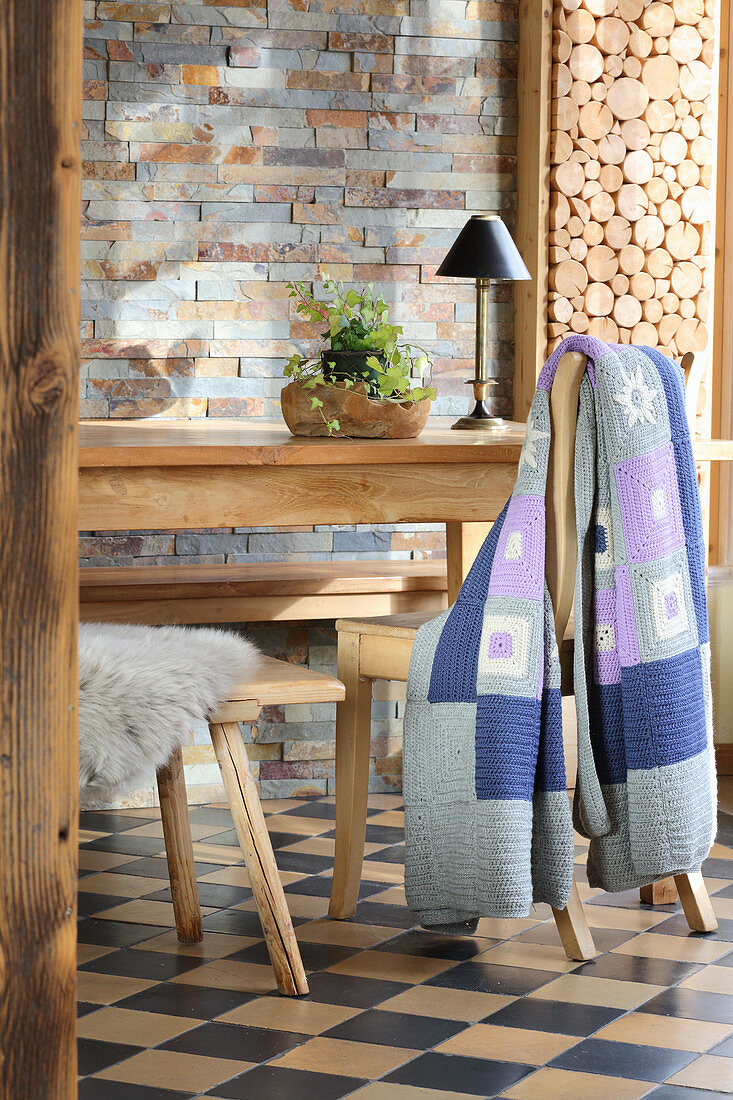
[{"xmin": 0, "ymin": 2, "xmax": 82, "ymax": 1096}]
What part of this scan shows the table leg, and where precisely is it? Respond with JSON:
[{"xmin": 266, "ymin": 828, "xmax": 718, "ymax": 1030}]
[{"xmin": 446, "ymin": 522, "xmax": 493, "ymax": 603}]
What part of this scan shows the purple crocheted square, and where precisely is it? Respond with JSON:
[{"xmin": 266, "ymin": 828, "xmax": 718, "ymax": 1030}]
[
  {"xmin": 593, "ymin": 586, "xmax": 620, "ymax": 685},
  {"xmin": 488, "ymin": 494, "xmax": 545, "ymax": 601},
  {"xmin": 488, "ymin": 631, "xmax": 514, "ymax": 659},
  {"xmin": 615, "ymin": 442, "xmax": 684, "ymax": 564},
  {"xmin": 616, "ymin": 564, "xmax": 641, "ymax": 667}
]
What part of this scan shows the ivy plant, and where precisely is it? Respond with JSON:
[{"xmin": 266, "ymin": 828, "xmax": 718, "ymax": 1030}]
[{"xmin": 284, "ymin": 279, "xmax": 436, "ymax": 435}]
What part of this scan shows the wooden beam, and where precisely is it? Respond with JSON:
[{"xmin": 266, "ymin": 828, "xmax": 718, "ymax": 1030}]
[
  {"xmin": 712, "ymin": 0, "xmax": 733, "ymax": 567},
  {"xmin": 514, "ymin": 0, "xmax": 553, "ymax": 420},
  {"xmin": 0, "ymin": 2, "xmax": 81, "ymax": 1095}
]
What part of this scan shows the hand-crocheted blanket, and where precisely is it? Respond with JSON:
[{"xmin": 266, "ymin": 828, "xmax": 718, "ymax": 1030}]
[{"xmin": 404, "ymin": 336, "xmax": 717, "ymax": 932}]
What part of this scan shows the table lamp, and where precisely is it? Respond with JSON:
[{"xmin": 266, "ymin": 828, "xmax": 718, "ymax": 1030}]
[{"xmin": 436, "ymin": 214, "xmax": 530, "ymax": 431}]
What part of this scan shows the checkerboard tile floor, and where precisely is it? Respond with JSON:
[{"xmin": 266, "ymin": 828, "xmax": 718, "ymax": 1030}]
[{"xmin": 77, "ymin": 793, "xmax": 733, "ymax": 1099}]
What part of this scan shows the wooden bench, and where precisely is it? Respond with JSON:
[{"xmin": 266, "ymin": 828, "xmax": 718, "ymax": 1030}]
[{"xmin": 79, "ymin": 560, "xmax": 449, "ymax": 626}]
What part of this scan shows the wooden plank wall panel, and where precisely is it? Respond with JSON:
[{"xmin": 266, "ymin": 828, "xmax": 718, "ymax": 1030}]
[
  {"xmin": 548, "ymin": 0, "xmax": 716, "ymax": 390},
  {"xmin": 0, "ymin": 1, "xmax": 82, "ymax": 1095}
]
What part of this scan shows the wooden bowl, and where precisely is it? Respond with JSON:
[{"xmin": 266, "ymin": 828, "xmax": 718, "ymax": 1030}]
[{"xmin": 280, "ymin": 381, "xmax": 432, "ymax": 439}]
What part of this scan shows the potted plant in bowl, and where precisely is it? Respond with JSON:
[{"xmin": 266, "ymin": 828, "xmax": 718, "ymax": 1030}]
[{"xmin": 281, "ymin": 279, "xmax": 436, "ymax": 438}]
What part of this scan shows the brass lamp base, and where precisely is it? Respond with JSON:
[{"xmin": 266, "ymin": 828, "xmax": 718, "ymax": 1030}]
[{"xmin": 451, "ymin": 374, "xmax": 508, "ymax": 431}]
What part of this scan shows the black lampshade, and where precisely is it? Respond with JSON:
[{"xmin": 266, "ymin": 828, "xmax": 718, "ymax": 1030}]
[{"xmin": 436, "ymin": 215, "xmax": 530, "ymax": 281}]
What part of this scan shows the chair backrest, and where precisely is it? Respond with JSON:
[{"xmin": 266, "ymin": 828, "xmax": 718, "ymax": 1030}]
[{"xmin": 545, "ymin": 349, "xmax": 700, "ymax": 639}]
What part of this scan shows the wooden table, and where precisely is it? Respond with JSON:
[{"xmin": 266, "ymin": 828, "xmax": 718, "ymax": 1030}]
[{"xmin": 78, "ymin": 418, "xmax": 733, "ymax": 602}]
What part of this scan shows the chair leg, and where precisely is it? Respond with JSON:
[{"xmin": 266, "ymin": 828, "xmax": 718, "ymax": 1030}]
[
  {"xmin": 552, "ymin": 880, "xmax": 597, "ymax": 961},
  {"xmin": 209, "ymin": 720, "xmax": 308, "ymax": 996},
  {"xmin": 329, "ymin": 631, "xmax": 374, "ymax": 920},
  {"xmin": 640, "ymin": 877, "xmax": 678, "ymax": 905},
  {"xmin": 157, "ymin": 747, "xmax": 203, "ymax": 944},
  {"xmin": 674, "ymin": 871, "xmax": 718, "ymax": 933}
]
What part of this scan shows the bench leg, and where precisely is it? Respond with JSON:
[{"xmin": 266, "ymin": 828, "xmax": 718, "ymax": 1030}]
[
  {"xmin": 552, "ymin": 880, "xmax": 597, "ymax": 961},
  {"xmin": 209, "ymin": 720, "xmax": 308, "ymax": 996},
  {"xmin": 157, "ymin": 747, "xmax": 203, "ymax": 944},
  {"xmin": 640, "ymin": 878, "xmax": 678, "ymax": 906},
  {"xmin": 675, "ymin": 872, "xmax": 718, "ymax": 933},
  {"xmin": 329, "ymin": 631, "xmax": 373, "ymax": 920}
]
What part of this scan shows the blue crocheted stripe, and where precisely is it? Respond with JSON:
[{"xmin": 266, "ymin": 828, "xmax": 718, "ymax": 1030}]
[
  {"xmin": 475, "ymin": 693, "xmax": 540, "ymax": 800},
  {"xmin": 428, "ymin": 502, "xmax": 509, "ymax": 704},
  {"xmin": 621, "ymin": 647, "xmax": 707, "ymax": 770},
  {"xmin": 588, "ymin": 682, "xmax": 626, "ymax": 785},
  {"xmin": 639, "ymin": 347, "xmax": 709, "ymax": 644},
  {"xmin": 537, "ymin": 687, "xmax": 568, "ymax": 792}
]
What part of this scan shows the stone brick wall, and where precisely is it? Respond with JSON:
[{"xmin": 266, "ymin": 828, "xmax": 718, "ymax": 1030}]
[{"xmin": 80, "ymin": 0, "xmax": 519, "ymax": 807}]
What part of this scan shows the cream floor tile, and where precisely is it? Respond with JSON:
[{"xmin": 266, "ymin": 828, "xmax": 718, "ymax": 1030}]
[
  {"xmin": 585, "ymin": 906, "xmax": 667, "ymax": 931},
  {"xmin": 326, "ymin": 949, "xmax": 455, "ymax": 983},
  {"xmin": 378, "ymin": 985, "xmax": 515, "ymax": 1023},
  {"xmin": 76, "ymin": 971, "xmax": 155, "ymax": 1005},
  {"xmin": 346, "ymin": 861, "xmax": 404, "ymax": 883},
  {"xmin": 365, "ymin": 811, "xmax": 404, "ymax": 828},
  {"xmin": 264, "ymin": 813, "xmax": 333, "ymax": 836},
  {"xmin": 78, "ymin": 872, "xmax": 163, "ymax": 899},
  {"xmin": 713, "ymin": 896, "xmax": 733, "ymax": 920},
  {"xmin": 475, "ymin": 917, "xmax": 546, "ymax": 939},
  {"xmin": 169, "ymin": 959, "xmax": 277, "ymax": 995},
  {"xmin": 350, "ymin": 1085, "xmax": 482, "ymax": 1100},
  {"xmin": 296, "ymin": 919, "xmax": 399, "ymax": 948},
  {"xmin": 79, "ymin": 829, "xmax": 110, "ymax": 843},
  {"xmin": 474, "ymin": 941, "xmax": 579, "ymax": 973},
  {"xmin": 280, "ymin": 835, "xmax": 387, "ymax": 859},
  {"xmin": 197, "ymin": 866, "xmax": 252, "ymax": 888},
  {"xmin": 77, "ymin": 943, "xmax": 116, "ymax": 965},
  {"xmin": 527, "ymin": 974, "xmax": 665, "ymax": 1009},
  {"xmin": 595, "ymin": 1012, "xmax": 733, "ymax": 1053},
  {"xmin": 370, "ymin": 885, "xmax": 407, "ymax": 906},
  {"xmin": 124, "ymin": 821, "xmax": 232, "ymax": 841},
  {"xmin": 365, "ymin": 794, "xmax": 404, "ymax": 809},
  {"xmin": 94, "ymin": 1049, "xmax": 252, "ymax": 1093},
  {"xmin": 709, "ymin": 842, "xmax": 733, "ymax": 860},
  {"xmin": 218, "ymin": 995, "xmax": 359, "ymax": 1034},
  {"xmin": 77, "ymin": 1006, "xmax": 202, "ymax": 1046},
  {"xmin": 191, "ymin": 841, "xmax": 242, "ymax": 866},
  {"xmin": 95, "ymin": 899, "xmax": 216, "ymax": 927},
  {"xmin": 679, "ymin": 965, "xmax": 733, "ymax": 995},
  {"xmin": 260, "ymin": 798, "xmax": 306, "ymax": 813},
  {"xmin": 665, "ymin": 1054, "xmax": 733, "ymax": 1092},
  {"xmin": 236, "ymin": 892, "xmax": 328, "ymax": 919},
  {"xmin": 613, "ymin": 932, "xmax": 731, "ymax": 963},
  {"xmin": 78, "ymin": 850, "xmax": 137, "ymax": 871},
  {"xmin": 130, "ymin": 930, "xmax": 258, "ymax": 958},
  {"xmin": 436, "ymin": 1023, "xmax": 580, "ymax": 1065},
  {"xmin": 273, "ymin": 1036, "xmax": 417, "ymax": 1078},
  {"xmin": 499, "ymin": 1067, "xmax": 654, "ymax": 1100}
]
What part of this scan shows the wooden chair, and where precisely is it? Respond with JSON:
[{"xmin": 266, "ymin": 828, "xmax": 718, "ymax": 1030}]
[
  {"xmin": 329, "ymin": 350, "xmax": 717, "ymax": 952},
  {"xmin": 157, "ymin": 655, "xmax": 345, "ymax": 996}
]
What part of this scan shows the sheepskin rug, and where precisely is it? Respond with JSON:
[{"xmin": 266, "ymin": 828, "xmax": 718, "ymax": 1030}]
[{"xmin": 78, "ymin": 622, "xmax": 262, "ymax": 800}]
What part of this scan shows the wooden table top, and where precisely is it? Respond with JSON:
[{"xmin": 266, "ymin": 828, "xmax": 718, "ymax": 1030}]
[{"xmin": 78, "ymin": 417, "xmax": 733, "ymax": 468}]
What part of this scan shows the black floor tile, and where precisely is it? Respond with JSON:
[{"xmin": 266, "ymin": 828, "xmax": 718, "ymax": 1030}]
[
  {"xmin": 362, "ymin": 824, "xmax": 406, "ymax": 845},
  {"xmin": 79, "ymin": 1082, "xmax": 190, "ymax": 1100},
  {"xmin": 574, "ymin": 952, "xmax": 700, "ymax": 986},
  {"xmin": 208, "ymin": 1064, "xmax": 366, "ymax": 1099},
  {"xmin": 587, "ymin": 888, "xmax": 679, "ymax": 912},
  {"xmin": 202, "ymin": 909, "xmax": 303, "ymax": 938},
  {"xmin": 113, "ymin": 857, "xmax": 222, "ymax": 879},
  {"xmin": 78, "ymin": 892, "xmax": 133, "ymax": 917},
  {"xmin": 711, "ymin": 1033, "xmax": 733, "ymax": 1057},
  {"xmin": 77, "ymin": 919, "xmax": 163, "ymax": 948},
  {"xmin": 649, "ymin": 914, "xmax": 733, "ymax": 942},
  {"xmin": 281, "ymin": 801, "xmax": 337, "ymax": 820},
  {"xmin": 484, "ymin": 997, "xmax": 625, "ymax": 1036},
  {"xmin": 80, "ymin": 812, "xmax": 157, "ymax": 833},
  {"xmin": 351, "ymin": 901, "xmax": 418, "ymax": 928},
  {"xmin": 284, "ymin": 875, "xmax": 385, "ymax": 900},
  {"xmin": 549, "ymin": 1037, "xmax": 696, "ymax": 1082},
  {"xmin": 82, "ymin": 835, "xmax": 167, "ymax": 856},
  {"xmin": 77, "ymin": 1037, "xmax": 141, "ymax": 1076},
  {"xmin": 716, "ymin": 883, "xmax": 733, "ymax": 900},
  {"xmin": 145, "ymin": 883, "xmax": 252, "ymax": 909},
  {"xmin": 269, "ymin": 850, "xmax": 332, "ymax": 874},
  {"xmin": 382, "ymin": 1051, "xmax": 532, "ymax": 1095},
  {"xmin": 638, "ymin": 988, "xmax": 733, "ymax": 1024},
  {"xmin": 323, "ymin": 1008, "xmax": 467, "ymax": 1049},
  {"xmin": 702, "ymin": 858, "xmax": 733, "ymax": 880},
  {"xmin": 716, "ymin": 948, "xmax": 733, "ymax": 966},
  {"xmin": 79, "ymin": 948, "xmax": 206, "ymax": 982},
  {"xmin": 187, "ymin": 806, "xmax": 235, "ymax": 827},
  {"xmin": 229, "ymin": 940, "xmax": 357, "ymax": 972},
  {"xmin": 365, "ymin": 843, "xmax": 405, "ymax": 864},
  {"xmin": 519, "ymin": 921, "xmax": 635, "ymax": 952},
  {"xmin": 117, "ymin": 981, "xmax": 255, "ymax": 1020},
  {"xmin": 427, "ymin": 961, "xmax": 558, "ymax": 997},
  {"xmin": 305, "ymin": 971, "xmax": 408, "ymax": 1008},
  {"xmin": 77, "ymin": 1001, "xmax": 99, "ymax": 1018},
  {"xmin": 377, "ymin": 930, "xmax": 499, "ymax": 962},
  {"xmin": 162, "ymin": 1020, "xmax": 307, "ymax": 1061}
]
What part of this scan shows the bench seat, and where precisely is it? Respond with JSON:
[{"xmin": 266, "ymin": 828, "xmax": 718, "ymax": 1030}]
[{"xmin": 79, "ymin": 560, "xmax": 449, "ymax": 626}]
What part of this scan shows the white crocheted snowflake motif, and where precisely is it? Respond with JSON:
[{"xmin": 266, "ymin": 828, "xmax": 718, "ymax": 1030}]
[
  {"xmin": 520, "ymin": 413, "xmax": 549, "ymax": 472},
  {"xmin": 613, "ymin": 365, "xmax": 657, "ymax": 429}
]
